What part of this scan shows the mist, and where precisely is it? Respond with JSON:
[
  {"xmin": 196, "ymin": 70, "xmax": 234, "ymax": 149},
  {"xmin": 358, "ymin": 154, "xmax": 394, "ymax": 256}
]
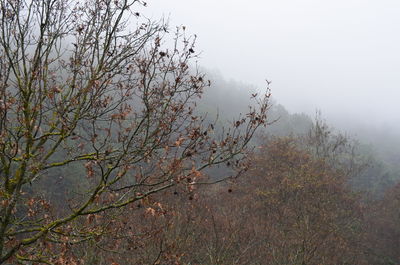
[{"xmin": 143, "ymin": 0, "xmax": 400, "ymax": 129}]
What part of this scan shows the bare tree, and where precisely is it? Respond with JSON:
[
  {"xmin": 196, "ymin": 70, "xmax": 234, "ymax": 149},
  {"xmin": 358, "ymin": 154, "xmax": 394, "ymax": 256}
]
[{"xmin": 0, "ymin": 0, "xmax": 270, "ymax": 263}]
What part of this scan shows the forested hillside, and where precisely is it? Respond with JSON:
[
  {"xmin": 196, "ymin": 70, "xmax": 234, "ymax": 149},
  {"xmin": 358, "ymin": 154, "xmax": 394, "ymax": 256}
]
[
  {"xmin": 1, "ymin": 1, "xmax": 400, "ymax": 264},
  {"xmin": 75, "ymin": 73, "xmax": 400, "ymax": 264}
]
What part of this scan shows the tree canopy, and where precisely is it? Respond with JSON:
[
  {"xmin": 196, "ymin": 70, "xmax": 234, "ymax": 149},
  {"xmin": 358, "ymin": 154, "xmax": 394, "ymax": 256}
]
[{"xmin": 0, "ymin": 0, "xmax": 269, "ymax": 262}]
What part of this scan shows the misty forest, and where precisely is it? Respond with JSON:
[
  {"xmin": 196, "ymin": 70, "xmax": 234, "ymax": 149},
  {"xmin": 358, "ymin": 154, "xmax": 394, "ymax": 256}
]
[{"xmin": 1, "ymin": 0, "xmax": 400, "ymax": 264}]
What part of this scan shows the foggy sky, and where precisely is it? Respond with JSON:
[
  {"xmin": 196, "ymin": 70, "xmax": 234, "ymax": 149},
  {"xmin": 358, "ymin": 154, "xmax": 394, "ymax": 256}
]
[{"xmin": 143, "ymin": 0, "xmax": 400, "ymax": 129}]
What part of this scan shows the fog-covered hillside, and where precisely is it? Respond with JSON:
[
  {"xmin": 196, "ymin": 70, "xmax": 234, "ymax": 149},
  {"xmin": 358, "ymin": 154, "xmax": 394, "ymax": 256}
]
[{"xmin": 2, "ymin": 1, "xmax": 400, "ymax": 264}]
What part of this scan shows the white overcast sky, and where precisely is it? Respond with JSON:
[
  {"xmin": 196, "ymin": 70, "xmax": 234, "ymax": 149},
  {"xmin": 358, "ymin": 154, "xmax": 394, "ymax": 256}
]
[{"xmin": 142, "ymin": 0, "xmax": 400, "ymax": 128}]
